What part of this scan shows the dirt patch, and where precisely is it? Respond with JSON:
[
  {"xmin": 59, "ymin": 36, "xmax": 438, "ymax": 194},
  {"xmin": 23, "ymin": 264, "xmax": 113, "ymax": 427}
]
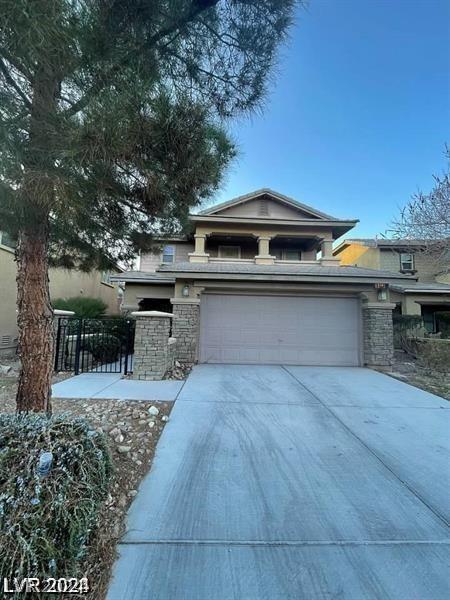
[{"xmin": 0, "ymin": 369, "xmax": 172, "ymax": 599}]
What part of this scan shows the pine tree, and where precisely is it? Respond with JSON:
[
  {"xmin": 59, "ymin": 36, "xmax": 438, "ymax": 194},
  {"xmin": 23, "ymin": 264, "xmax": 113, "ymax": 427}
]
[{"xmin": 0, "ymin": 0, "xmax": 297, "ymax": 412}]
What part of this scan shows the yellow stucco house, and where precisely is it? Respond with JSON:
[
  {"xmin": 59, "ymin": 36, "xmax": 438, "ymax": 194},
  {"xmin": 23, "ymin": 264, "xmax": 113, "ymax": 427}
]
[{"xmin": 333, "ymin": 238, "xmax": 450, "ymax": 333}]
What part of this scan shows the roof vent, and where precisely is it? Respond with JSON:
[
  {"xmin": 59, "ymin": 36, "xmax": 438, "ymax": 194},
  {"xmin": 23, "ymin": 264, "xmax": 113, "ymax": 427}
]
[
  {"xmin": 1, "ymin": 335, "xmax": 12, "ymax": 347},
  {"xmin": 258, "ymin": 198, "xmax": 269, "ymax": 216}
]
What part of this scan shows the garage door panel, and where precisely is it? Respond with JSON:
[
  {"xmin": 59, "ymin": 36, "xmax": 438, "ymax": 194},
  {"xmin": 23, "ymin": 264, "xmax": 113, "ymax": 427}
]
[{"xmin": 200, "ymin": 295, "xmax": 360, "ymax": 366}]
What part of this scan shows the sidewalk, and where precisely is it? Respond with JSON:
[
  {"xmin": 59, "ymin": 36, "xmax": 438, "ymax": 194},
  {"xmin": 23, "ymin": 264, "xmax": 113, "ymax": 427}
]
[{"xmin": 52, "ymin": 373, "xmax": 183, "ymax": 401}]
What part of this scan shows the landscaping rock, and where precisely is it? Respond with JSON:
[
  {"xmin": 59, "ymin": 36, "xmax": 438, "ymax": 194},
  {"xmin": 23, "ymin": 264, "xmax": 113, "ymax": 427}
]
[
  {"xmin": 148, "ymin": 405, "xmax": 159, "ymax": 416},
  {"xmin": 117, "ymin": 445, "xmax": 131, "ymax": 454}
]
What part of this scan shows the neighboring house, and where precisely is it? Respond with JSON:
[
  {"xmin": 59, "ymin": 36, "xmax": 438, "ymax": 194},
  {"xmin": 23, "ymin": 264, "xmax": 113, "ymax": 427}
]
[
  {"xmin": 333, "ymin": 238, "xmax": 450, "ymax": 333},
  {"xmin": 114, "ymin": 189, "xmax": 418, "ymax": 367},
  {"xmin": 0, "ymin": 234, "xmax": 121, "ymax": 356}
]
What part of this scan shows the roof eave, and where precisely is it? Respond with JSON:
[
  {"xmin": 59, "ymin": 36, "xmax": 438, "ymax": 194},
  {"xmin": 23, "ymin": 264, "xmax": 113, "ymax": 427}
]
[{"xmin": 189, "ymin": 214, "xmax": 359, "ymax": 228}]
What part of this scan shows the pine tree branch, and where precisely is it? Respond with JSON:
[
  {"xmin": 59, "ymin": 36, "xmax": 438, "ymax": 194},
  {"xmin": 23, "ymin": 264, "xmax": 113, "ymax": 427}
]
[
  {"xmin": 64, "ymin": 0, "xmax": 219, "ymax": 118},
  {"xmin": 0, "ymin": 58, "xmax": 32, "ymax": 108},
  {"xmin": 0, "ymin": 46, "xmax": 33, "ymax": 82}
]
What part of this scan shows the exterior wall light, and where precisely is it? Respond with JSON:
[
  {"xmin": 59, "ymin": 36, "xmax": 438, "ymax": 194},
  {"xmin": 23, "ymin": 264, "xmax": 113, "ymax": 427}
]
[{"xmin": 182, "ymin": 284, "xmax": 190, "ymax": 297}]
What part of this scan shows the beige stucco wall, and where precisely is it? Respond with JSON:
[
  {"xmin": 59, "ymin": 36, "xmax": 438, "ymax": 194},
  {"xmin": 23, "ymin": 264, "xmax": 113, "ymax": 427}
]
[
  {"xmin": 0, "ymin": 244, "xmax": 119, "ymax": 353},
  {"xmin": 173, "ymin": 278, "xmax": 380, "ymax": 303},
  {"xmin": 0, "ymin": 245, "xmax": 19, "ymax": 352},
  {"xmin": 195, "ymin": 223, "xmax": 333, "ymax": 241},
  {"xmin": 389, "ymin": 290, "xmax": 450, "ymax": 315},
  {"xmin": 123, "ymin": 283, "xmax": 174, "ymax": 310},
  {"xmin": 49, "ymin": 269, "xmax": 119, "ymax": 314}
]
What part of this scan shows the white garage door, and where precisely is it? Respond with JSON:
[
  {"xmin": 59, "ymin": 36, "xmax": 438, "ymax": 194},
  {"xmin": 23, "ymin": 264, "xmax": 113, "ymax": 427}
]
[{"xmin": 199, "ymin": 294, "xmax": 361, "ymax": 366}]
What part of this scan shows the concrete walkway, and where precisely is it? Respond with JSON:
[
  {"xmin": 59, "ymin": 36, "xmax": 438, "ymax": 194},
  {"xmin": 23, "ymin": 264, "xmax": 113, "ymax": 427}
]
[
  {"xmin": 52, "ymin": 373, "xmax": 183, "ymax": 401},
  {"xmin": 107, "ymin": 365, "xmax": 450, "ymax": 600}
]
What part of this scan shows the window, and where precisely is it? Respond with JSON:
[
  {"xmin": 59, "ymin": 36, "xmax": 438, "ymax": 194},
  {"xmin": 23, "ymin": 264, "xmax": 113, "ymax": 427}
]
[
  {"xmin": 273, "ymin": 248, "xmax": 302, "ymax": 261},
  {"xmin": 400, "ymin": 252, "xmax": 414, "ymax": 271},
  {"xmin": 218, "ymin": 245, "xmax": 241, "ymax": 259},
  {"xmin": 0, "ymin": 231, "xmax": 16, "ymax": 249},
  {"xmin": 162, "ymin": 245, "xmax": 175, "ymax": 263}
]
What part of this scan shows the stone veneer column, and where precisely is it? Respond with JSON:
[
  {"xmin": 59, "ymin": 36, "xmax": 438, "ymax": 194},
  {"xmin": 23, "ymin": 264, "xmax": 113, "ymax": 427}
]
[
  {"xmin": 131, "ymin": 311, "xmax": 174, "ymax": 380},
  {"xmin": 171, "ymin": 299, "xmax": 200, "ymax": 363},
  {"xmin": 362, "ymin": 302, "xmax": 395, "ymax": 367}
]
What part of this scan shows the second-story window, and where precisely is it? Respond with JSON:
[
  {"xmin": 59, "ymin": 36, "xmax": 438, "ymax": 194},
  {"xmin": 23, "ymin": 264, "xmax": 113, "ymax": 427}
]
[
  {"xmin": 399, "ymin": 252, "xmax": 414, "ymax": 271},
  {"xmin": 162, "ymin": 245, "xmax": 175, "ymax": 263},
  {"xmin": 273, "ymin": 248, "xmax": 302, "ymax": 261},
  {"xmin": 218, "ymin": 245, "xmax": 241, "ymax": 259}
]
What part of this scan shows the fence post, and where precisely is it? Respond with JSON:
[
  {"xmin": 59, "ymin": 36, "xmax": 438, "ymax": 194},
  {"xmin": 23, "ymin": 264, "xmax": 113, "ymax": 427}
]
[
  {"xmin": 52, "ymin": 309, "xmax": 75, "ymax": 372},
  {"xmin": 73, "ymin": 318, "xmax": 83, "ymax": 376}
]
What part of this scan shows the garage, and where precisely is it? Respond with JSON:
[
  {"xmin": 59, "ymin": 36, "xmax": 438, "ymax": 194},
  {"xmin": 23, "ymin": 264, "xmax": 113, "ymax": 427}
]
[{"xmin": 199, "ymin": 294, "xmax": 361, "ymax": 366}]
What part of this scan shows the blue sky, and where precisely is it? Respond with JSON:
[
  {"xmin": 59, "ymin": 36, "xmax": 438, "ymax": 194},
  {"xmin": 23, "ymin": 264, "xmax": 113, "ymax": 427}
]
[{"xmin": 215, "ymin": 0, "xmax": 450, "ymax": 239}]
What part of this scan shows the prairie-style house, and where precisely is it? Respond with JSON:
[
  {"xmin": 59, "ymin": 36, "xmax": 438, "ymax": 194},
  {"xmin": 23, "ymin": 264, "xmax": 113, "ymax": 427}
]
[{"xmin": 114, "ymin": 189, "xmax": 433, "ymax": 367}]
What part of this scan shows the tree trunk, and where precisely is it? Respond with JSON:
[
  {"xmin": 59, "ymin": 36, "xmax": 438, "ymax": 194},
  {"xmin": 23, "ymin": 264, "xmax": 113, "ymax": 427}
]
[
  {"xmin": 16, "ymin": 222, "xmax": 54, "ymax": 413},
  {"xmin": 15, "ymin": 54, "xmax": 60, "ymax": 413}
]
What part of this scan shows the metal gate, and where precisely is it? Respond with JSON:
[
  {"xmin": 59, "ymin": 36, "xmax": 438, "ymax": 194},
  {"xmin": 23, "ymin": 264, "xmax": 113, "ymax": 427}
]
[{"xmin": 54, "ymin": 317, "xmax": 135, "ymax": 375}]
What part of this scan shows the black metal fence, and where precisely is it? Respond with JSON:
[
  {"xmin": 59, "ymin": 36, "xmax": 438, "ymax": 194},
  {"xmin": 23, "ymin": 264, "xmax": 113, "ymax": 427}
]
[{"xmin": 54, "ymin": 317, "xmax": 135, "ymax": 375}]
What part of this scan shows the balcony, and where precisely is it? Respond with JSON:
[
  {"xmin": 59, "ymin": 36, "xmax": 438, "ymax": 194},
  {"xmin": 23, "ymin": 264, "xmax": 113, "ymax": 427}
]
[{"xmin": 188, "ymin": 233, "xmax": 339, "ymax": 266}]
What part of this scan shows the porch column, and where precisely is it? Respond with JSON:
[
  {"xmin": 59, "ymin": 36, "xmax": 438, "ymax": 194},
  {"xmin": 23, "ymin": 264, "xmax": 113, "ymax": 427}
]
[
  {"xmin": 255, "ymin": 236, "xmax": 275, "ymax": 265},
  {"xmin": 320, "ymin": 239, "xmax": 340, "ymax": 266},
  {"xmin": 362, "ymin": 302, "xmax": 396, "ymax": 367},
  {"xmin": 188, "ymin": 234, "xmax": 209, "ymax": 263},
  {"xmin": 171, "ymin": 298, "xmax": 200, "ymax": 363}
]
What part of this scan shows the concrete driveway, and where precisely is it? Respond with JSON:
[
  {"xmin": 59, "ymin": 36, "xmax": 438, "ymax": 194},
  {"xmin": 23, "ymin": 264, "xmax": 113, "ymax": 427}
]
[{"xmin": 107, "ymin": 365, "xmax": 450, "ymax": 600}]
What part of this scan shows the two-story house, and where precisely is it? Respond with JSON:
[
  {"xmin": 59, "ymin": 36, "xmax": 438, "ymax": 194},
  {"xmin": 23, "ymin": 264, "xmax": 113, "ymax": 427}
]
[
  {"xmin": 114, "ymin": 189, "xmax": 419, "ymax": 367},
  {"xmin": 333, "ymin": 238, "xmax": 450, "ymax": 333}
]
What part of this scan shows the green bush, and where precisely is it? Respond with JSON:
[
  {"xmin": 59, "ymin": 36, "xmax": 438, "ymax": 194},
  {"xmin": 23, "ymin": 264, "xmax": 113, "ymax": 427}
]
[
  {"xmin": 83, "ymin": 333, "xmax": 122, "ymax": 362},
  {"xmin": 0, "ymin": 414, "xmax": 112, "ymax": 591},
  {"xmin": 53, "ymin": 296, "xmax": 108, "ymax": 318}
]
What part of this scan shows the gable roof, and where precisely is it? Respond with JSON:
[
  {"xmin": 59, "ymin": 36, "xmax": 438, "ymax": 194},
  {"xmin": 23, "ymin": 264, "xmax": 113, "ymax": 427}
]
[{"xmin": 196, "ymin": 189, "xmax": 340, "ymax": 221}]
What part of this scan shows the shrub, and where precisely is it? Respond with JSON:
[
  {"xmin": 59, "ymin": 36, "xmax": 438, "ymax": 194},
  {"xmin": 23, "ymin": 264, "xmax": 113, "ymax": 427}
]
[
  {"xmin": 53, "ymin": 296, "xmax": 108, "ymax": 318},
  {"xmin": 436, "ymin": 311, "xmax": 450, "ymax": 339},
  {"xmin": 83, "ymin": 334, "xmax": 122, "ymax": 363},
  {"xmin": 415, "ymin": 338, "xmax": 450, "ymax": 373},
  {"xmin": 0, "ymin": 414, "xmax": 112, "ymax": 590},
  {"xmin": 393, "ymin": 314, "xmax": 424, "ymax": 353}
]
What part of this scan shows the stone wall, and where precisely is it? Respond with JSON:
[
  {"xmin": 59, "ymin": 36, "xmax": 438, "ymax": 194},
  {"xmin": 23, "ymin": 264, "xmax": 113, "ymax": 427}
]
[
  {"xmin": 362, "ymin": 303, "xmax": 395, "ymax": 366},
  {"xmin": 132, "ymin": 311, "xmax": 175, "ymax": 380},
  {"xmin": 171, "ymin": 301, "xmax": 200, "ymax": 363}
]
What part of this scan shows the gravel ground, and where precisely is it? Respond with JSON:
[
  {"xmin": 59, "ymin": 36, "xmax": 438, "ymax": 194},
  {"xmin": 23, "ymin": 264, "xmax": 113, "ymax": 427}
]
[{"xmin": 0, "ymin": 360, "xmax": 172, "ymax": 599}]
